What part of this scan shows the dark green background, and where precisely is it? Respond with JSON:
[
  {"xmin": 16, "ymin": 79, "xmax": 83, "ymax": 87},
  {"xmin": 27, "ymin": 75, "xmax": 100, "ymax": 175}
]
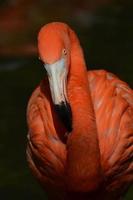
[{"xmin": 0, "ymin": 0, "xmax": 133, "ymax": 199}]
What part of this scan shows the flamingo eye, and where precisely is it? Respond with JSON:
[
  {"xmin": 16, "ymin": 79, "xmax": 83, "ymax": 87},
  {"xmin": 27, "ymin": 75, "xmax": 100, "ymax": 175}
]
[{"xmin": 62, "ymin": 49, "xmax": 67, "ymax": 56}]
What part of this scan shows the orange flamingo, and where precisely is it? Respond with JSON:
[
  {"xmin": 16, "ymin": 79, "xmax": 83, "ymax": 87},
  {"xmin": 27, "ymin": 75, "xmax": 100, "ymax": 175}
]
[{"xmin": 27, "ymin": 22, "xmax": 133, "ymax": 200}]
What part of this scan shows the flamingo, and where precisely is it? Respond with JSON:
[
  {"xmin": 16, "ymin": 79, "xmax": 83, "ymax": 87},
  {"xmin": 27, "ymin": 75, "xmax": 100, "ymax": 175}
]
[{"xmin": 27, "ymin": 22, "xmax": 133, "ymax": 200}]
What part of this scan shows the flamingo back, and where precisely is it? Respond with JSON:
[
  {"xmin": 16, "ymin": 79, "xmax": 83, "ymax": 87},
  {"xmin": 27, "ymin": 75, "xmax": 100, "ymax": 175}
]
[{"xmin": 88, "ymin": 70, "xmax": 133, "ymax": 195}]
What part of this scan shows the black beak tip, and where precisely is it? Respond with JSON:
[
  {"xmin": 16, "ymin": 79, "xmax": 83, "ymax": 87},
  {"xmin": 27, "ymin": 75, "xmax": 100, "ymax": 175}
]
[{"xmin": 54, "ymin": 102, "xmax": 72, "ymax": 132}]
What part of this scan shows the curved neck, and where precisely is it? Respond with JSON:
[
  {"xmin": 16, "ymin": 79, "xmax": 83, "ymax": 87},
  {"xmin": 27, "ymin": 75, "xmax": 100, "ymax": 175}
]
[
  {"xmin": 68, "ymin": 29, "xmax": 94, "ymax": 130},
  {"xmin": 66, "ymin": 29, "xmax": 103, "ymax": 192}
]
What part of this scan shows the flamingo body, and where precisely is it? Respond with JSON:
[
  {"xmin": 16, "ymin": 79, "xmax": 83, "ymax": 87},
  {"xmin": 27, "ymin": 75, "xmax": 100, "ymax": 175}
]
[{"xmin": 27, "ymin": 22, "xmax": 133, "ymax": 200}]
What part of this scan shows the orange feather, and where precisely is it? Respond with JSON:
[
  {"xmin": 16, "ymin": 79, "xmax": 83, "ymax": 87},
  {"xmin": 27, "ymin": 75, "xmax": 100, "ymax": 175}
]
[{"xmin": 27, "ymin": 22, "xmax": 133, "ymax": 200}]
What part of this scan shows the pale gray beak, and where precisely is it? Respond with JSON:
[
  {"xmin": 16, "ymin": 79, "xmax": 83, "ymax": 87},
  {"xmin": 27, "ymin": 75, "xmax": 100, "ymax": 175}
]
[
  {"xmin": 44, "ymin": 58, "xmax": 72, "ymax": 132},
  {"xmin": 44, "ymin": 58, "xmax": 68, "ymax": 105}
]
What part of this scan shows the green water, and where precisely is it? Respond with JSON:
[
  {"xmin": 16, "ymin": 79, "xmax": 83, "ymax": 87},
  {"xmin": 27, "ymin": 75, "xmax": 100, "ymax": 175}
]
[{"xmin": 0, "ymin": 59, "xmax": 47, "ymax": 199}]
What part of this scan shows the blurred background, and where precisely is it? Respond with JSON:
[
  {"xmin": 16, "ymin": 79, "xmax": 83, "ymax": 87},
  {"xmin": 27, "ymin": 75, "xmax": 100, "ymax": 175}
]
[{"xmin": 0, "ymin": 0, "xmax": 133, "ymax": 199}]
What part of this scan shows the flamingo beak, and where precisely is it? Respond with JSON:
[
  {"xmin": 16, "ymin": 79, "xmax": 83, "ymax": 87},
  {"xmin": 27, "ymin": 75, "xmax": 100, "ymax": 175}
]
[{"xmin": 44, "ymin": 58, "xmax": 72, "ymax": 132}]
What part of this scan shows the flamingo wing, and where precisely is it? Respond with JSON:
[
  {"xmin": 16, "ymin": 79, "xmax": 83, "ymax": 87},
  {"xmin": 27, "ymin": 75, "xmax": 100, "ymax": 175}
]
[
  {"xmin": 88, "ymin": 70, "xmax": 133, "ymax": 193},
  {"xmin": 26, "ymin": 79, "xmax": 67, "ymax": 191}
]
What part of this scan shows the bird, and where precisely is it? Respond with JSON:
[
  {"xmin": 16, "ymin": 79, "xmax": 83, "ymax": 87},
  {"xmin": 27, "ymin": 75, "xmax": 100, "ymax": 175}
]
[{"xmin": 26, "ymin": 22, "xmax": 133, "ymax": 200}]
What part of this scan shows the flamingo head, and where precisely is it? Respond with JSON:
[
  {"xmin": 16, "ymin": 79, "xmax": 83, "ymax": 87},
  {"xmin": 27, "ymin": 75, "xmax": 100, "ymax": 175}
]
[{"xmin": 38, "ymin": 22, "xmax": 72, "ymax": 132}]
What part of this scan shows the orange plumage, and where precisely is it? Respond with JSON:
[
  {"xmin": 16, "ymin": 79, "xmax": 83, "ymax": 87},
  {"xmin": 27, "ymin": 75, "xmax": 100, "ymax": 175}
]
[{"xmin": 27, "ymin": 22, "xmax": 133, "ymax": 200}]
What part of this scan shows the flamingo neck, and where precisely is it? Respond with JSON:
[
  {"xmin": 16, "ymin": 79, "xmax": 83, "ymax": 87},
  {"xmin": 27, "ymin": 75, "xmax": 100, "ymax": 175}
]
[
  {"xmin": 68, "ymin": 29, "xmax": 94, "ymax": 130},
  {"xmin": 66, "ymin": 29, "xmax": 103, "ymax": 192}
]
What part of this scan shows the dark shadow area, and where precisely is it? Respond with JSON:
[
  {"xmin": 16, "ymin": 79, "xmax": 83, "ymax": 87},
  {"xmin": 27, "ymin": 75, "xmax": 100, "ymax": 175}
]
[{"xmin": 0, "ymin": 187, "xmax": 46, "ymax": 200}]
